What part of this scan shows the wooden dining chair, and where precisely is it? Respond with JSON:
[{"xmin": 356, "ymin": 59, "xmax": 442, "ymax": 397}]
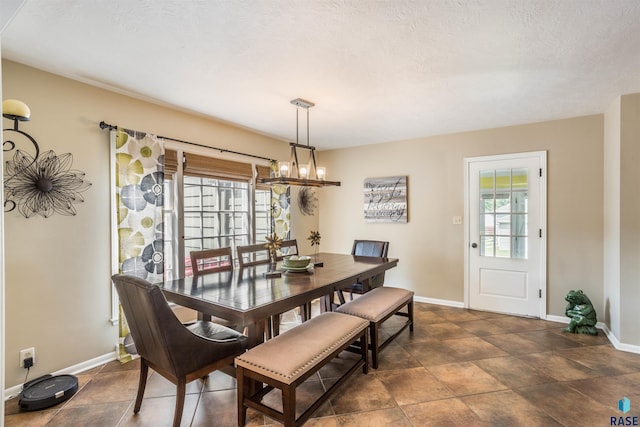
[
  {"xmin": 111, "ymin": 274, "xmax": 248, "ymax": 427},
  {"xmin": 189, "ymin": 247, "xmax": 236, "ymax": 325},
  {"xmin": 274, "ymin": 239, "xmax": 299, "ymax": 261},
  {"xmin": 335, "ymin": 240, "xmax": 390, "ymax": 307},
  {"xmin": 190, "ymin": 247, "xmax": 233, "ymax": 277},
  {"xmin": 236, "ymin": 243, "xmax": 271, "ymax": 269}
]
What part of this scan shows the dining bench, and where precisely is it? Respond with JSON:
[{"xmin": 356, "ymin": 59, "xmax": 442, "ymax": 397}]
[
  {"xmin": 235, "ymin": 311, "xmax": 369, "ymax": 427},
  {"xmin": 336, "ymin": 286, "xmax": 414, "ymax": 369}
]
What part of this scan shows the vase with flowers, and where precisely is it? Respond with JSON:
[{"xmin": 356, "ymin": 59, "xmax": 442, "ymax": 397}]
[{"xmin": 308, "ymin": 230, "xmax": 321, "ymax": 265}]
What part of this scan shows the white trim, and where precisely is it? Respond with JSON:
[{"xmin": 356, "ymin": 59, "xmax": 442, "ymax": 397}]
[
  {"xmin": 463, "ymin": 151, "xmax": 547, "ymax": 318},
  {"xmin": 109, "ymin": 130, "xmax": 119, "ymax": 324},
  {"xmin": 4, "ymin": 351, "xmax": 117, "ymax": 401},
  {"xmin": 414, "ymin": 295, "xmax": 465, "ymax": 308}
]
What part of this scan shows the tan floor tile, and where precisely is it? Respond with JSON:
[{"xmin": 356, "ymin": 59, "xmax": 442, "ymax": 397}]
[
  {"xmin": 336, "ymin": 407, "xmax": 412, "ymax": 426},
  {"xmin": 482, "ymin": 332, "xmax": 551, "ymax": 355},
  {"xmin": 515, "ymin": 382, "xmax": 614, "ymax": 426},
  {"xmin": 192, "ymin": 389, "xmax": 264, "ymax": 427},
  {"xmin": 64, "ymin": 370, "xmax": 140, "ymax": 407},
  {"xmin": 329, "ymin": 372, "xmax": 395, "ymax": 415},
  {"xmin": 565, "ymin": 372, "xmax": 640, "ymax": 404},
  {"xmin": 473, "ymin": 356, "xmax": 555, "ymax": 388},
  {"xmin": 461, "ymin": 389, "xmax": 562, "ymax": 426},
  {"xmin": 45, "ymin": 401, "xmax": 130, "ymax": 427},
  {"xmin": 120, "ymin": 394, "xmax": 200, "ymax": 427},
  {"xmin": 557, "ymin": 344, "xmax": 640, "ymax": 375},
  {"xmin": 516, "ymin": 329, "xmax": 586, "ymax": 351},
  {"xmin": 402, "ymin": 397, "xmax": 490, "ymax": 426},
  {"xmin": 376, "ymin": 366, "xmax": 454, "ymax": 405},
  {"xmin": 4, "ymin": 409, "xmax": 57, "ymax": 427},
  {"xmin": 489, "ymin": 316, "xmax": 550, "ymax": 333},
  {"xmin": 518, "ymin": 352, "xmax": 600, "ymax": 382},
  {"xmin": 442, "ymin": 336, "xmax": 509, "ymax": 361},
  {"xmin": 428, "ymin": 362, "xmax": 508, "ymax": 396},
  {"xmin": 403, "ymin": 341, "xmax": 464, "ymax": 366},
  {"xmin": 373, "ymin": 342, "xmax": 422, "ymax": 371}
]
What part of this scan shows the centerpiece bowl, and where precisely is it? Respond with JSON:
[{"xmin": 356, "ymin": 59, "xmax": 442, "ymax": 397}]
[{"xmin": 282, "ymin": 255, "xmax": 312, "ymax": 269}]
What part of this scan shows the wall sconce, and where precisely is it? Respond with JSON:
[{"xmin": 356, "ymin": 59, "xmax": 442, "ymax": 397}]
[{"xmin": 3, "ymin": 99, "xmax": 91, "ymax": 217}]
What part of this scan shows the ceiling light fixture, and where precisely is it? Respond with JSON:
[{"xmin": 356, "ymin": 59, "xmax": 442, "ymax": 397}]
[{"xmin": 260, "ymin": 98, "xmax": 340, "ymax": 188}]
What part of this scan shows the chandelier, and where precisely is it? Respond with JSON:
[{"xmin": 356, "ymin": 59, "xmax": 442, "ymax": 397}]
[{"xmin": 260, "ymin": 98, "xmax": 340, "ymax": 188}]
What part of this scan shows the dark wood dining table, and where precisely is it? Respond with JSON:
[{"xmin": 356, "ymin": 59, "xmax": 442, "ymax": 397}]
[{"xmin": 159, "ymin": 252, "xmax": 398, "ymax": 348}]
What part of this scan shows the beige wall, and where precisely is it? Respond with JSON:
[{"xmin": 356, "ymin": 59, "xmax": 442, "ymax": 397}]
[
  {"xmin": 619, "ymin": 93, "xmax": 640, "ymax": 345},
  {"xmin": 604, "ymin": 96, "xmax": 621, "ymax": 336},
  {"xmin": 1, "ymin": 60, "xmax": 291, "ymax": 389},
  {"xmin": 319, "ymin": 115, "xmax": 605, "ymax": 318}
]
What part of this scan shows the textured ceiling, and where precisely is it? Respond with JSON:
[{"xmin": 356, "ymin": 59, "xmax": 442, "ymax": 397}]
[{"xmin": 2, "ymin": 0, "xmax": 640, "ymax": 149}]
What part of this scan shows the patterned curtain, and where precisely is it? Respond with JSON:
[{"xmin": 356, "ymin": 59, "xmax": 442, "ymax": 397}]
[
  {"xmin": 111, "ymin": 128, "xmax": 165, "ymax": 361},
  {"xmin": 269, "ymin": 161, "xmax": 290, "ymax": 239}
]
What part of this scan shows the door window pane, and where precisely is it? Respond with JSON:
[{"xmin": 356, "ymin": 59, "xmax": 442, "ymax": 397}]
[{"xmin": 478, "ymin": 168, "xmax": 529, "ymax": 259}]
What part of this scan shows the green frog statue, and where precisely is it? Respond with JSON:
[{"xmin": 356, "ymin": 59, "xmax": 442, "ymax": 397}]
[{"xmin": 562, "ymin": 290, "xmax": 598, "ymax": 335}]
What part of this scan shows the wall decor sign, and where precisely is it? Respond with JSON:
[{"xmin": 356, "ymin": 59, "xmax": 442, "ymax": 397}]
[{"xmin": 363, "ymin": 176, "xmax": 408, "ymax": 223}]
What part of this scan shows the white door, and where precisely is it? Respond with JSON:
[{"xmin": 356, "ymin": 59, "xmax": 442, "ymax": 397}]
[{"xmin": 465, "ymin": 152, "xmax": 546, "ymax": 318}]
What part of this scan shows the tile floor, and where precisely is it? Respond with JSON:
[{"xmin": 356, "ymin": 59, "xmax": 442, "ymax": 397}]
[{"xmin": 5, "ymin": 301, "xmax": 640, "ymax": 426}]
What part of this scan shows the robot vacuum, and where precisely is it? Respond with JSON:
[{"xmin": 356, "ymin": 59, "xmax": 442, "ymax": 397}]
[{"xmin": 19, "ymin": 374, "xmax": 79, "ymax": 411}]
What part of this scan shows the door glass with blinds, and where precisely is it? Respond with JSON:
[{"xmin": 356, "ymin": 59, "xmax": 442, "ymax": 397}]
[{"xmin": 479, "ymin": 168, "xmax": 528, "ymax": 259}]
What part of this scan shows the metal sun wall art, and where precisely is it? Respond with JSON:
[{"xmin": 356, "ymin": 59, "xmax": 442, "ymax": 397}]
[
  {"xmin": 363, "ymin": 176, "xmax": 408, "ymax": 223},
  {"xmin": 3, "ymin": 99, "xmax": 91, "ymax": 218},
  {"xmin": 298, "ymin": 186, "xmax": 318, "ymax": 216}
]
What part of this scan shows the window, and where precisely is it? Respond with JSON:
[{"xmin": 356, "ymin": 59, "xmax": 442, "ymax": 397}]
[
  {"xmin": 163, "ymin": 148, "xmax": 277, "ymax": 280},
  {"xmin": 479, "ymin": 168, "xmax": 528, "ymax": 259}
]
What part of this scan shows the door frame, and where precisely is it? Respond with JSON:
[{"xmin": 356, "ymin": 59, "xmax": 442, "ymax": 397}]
[{"xmin": 463, "ymin": 151, "xmax": 547, "ymax": 318}]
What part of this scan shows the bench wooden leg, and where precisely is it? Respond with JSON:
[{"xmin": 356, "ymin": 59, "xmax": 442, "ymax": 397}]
[
  {"xmin": 282, "ymin": 384, "xmax": 296, "ymax": 427},
  {"xmin": 237, "ymin": 367, "xmax": 247, "ymax": 427}
]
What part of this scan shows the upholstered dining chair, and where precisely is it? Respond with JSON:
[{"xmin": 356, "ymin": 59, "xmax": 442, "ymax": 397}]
[
  {"xmin": 111, "ymin": 274, "xmax": 248, "ymax": 427},
  {"xmin": 335, "ymin": 240, "xmax": 390, "ymax": 306},
  {"xmin": 190, "ymin": 247, "xmax": 233, "ymax": 277}
]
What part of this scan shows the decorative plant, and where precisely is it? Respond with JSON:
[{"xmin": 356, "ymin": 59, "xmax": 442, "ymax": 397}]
[
  {"xmin": 308, "ymin": 230, "xmax": 321, "ymax": 247},
  {"xmin": 264, "ymin": 233, "xmax": 283, "ymax": 262},
  {"xmin": 308, "ymin": 230, "xmax": 321, "ymax": 259}
]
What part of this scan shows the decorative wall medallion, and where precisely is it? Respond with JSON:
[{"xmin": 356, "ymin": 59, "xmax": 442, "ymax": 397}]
[
  {"xmin": 298, "ymin": 186, "xmax": 318, "ymax": 216},
  {"xmin": 4, "ymin": 149, "xmax": 92, "ymax": 218}
]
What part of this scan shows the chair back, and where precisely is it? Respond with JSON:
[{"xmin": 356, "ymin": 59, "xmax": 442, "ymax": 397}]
[
  {"xmin": 111, "ymin": 274, "xmax": 187, "ymax": 373},
  {"xmin": 190, "ymin": 247, "xmax": 233, "ymax": 277},
  {"xmin": 351, "ymin": 240, "xmax": 389, "ymax": 258},
  {"xmin": 275, "ymin": 239, "xmax": 299, "ymax": 261},
  {"xmin": 236, "ymin": 243, "xmax": 271, "ymax": 269}
]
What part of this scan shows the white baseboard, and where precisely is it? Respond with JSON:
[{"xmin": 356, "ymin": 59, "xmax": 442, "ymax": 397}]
[
  {"xmin": 4, "ymin": 351, "xmax": 117, "ymax": 401},
  {"xmin": 414, "ymin": 295, "xmax": 465, "ymax": 308}
]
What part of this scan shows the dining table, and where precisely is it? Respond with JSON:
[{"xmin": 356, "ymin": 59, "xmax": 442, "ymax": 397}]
[{"xmin": 159, "ymin": 252, "xmax": 399, "ymax": 348}]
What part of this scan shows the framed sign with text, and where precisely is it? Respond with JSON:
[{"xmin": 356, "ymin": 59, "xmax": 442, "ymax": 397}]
[{"xmin": 363, "ymin": 176, "xmax": 408, "ymax": 223}]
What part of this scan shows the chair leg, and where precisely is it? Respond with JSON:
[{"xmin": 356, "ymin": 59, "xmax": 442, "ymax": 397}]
[
  {"xmin": 134, "ymin": 359, "xmax": 149, "ymax": 413},
  {"xmin": 173, "ymin": 378, "xmax": 186, "ymax": 427},
  {"xmin": 337, "ymin": 290, "xmax": 346, "ymax": 305},
  {"xmin": 271, "ymin": 314, "xmax": 281, "ymax": 337}
]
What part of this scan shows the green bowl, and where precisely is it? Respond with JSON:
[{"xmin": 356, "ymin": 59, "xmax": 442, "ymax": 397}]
[{"xmin": 283, "ymin": 255, "xmax": 311, "ymax": 268}]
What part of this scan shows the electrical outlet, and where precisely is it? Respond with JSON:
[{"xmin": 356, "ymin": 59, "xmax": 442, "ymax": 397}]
[{"xmin": 19, "ymin": 347, "xmax": 35, "ymax": 368}]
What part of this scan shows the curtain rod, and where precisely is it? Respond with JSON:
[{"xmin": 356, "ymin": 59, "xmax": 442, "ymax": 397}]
[{"xmin": 99, "ymin": 121, "xmax": 276, "ymax": 163}]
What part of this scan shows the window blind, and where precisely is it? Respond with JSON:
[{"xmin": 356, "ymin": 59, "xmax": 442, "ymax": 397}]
[{"xmin": 183, "ymin": 152, "xmax": 253, "ymax": 182}]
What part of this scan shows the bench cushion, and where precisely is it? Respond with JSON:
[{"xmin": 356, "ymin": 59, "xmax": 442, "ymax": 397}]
[
  {"xmin": 235, "ymin": 312, "xmax": 368, "ymax": 385},
  {"xmin": 336, "ymin": 286, "xmax": 414, "ymax": 322}
]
